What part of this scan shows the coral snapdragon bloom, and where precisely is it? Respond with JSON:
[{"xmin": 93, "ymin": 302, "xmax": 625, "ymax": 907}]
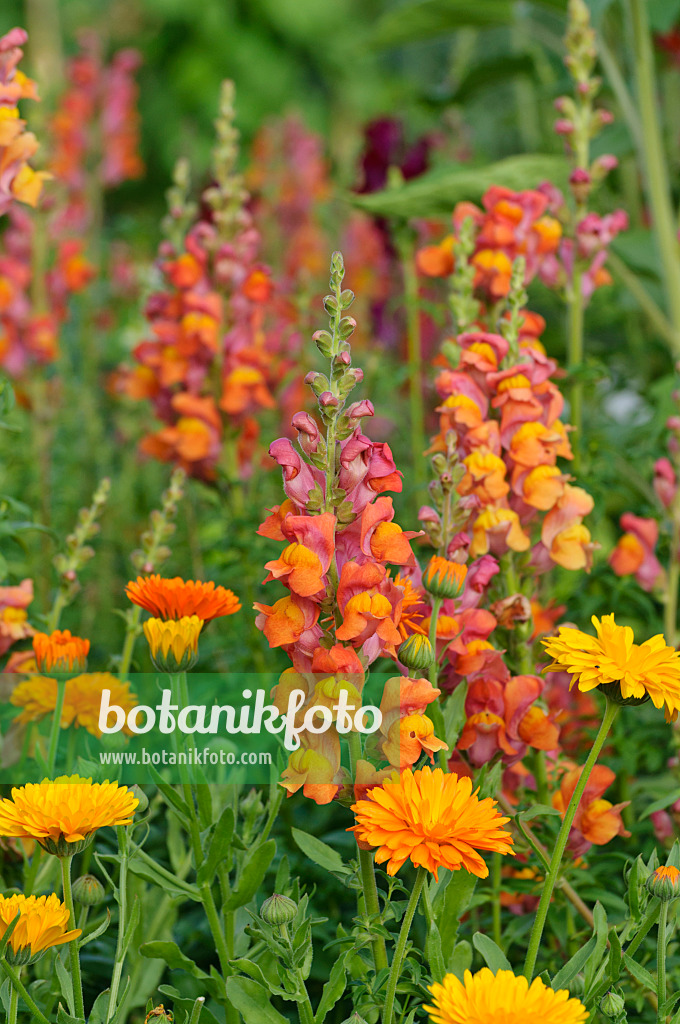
[
  {"xmin": 126, "ymin": 575, "xmax": 241, "ymax": 621},
  {"xmin": 0, "ymin": 776, "xmax": 138, "ymax": 856},
  {"xmin": 32, "ymin": 630, "xmax": 89, "ymax": 673},
  {"xmin": 543, "ymin": 613, "xmax": 680, "ymax": 716},
  {"xmin": 425, "ymin": 968, "xmax": 588, "ymax": 1024},
  {"xmin": 349, "ymin": 765, "xmax": 512, "ymax": 880},
  {"xmin": 0, "ymin": 893, "xmax": 81, "ymax": 966}
]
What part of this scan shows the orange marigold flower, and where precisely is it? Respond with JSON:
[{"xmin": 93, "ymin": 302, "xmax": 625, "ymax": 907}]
[
  {"xmin": 349, "ymin": 765, "xmax": 513, "ymax": 880},
  {"xmin": 0, "ymin": 893, "xmax": 81, "ymax": 966},
  {"xmin": 394, "ymin": 573, "xmax": 426, "ymax": 639},
  {"xmin": 126, "ymin": 575, "xmax": 241, "ymax": 622},
  {"xmin": 32, "ymin": 630, "xmax": 89, "ymax": 674},
  {"xmin": 0, "ymin": 776, "xmax": 138, "ymax": 856},
  {"xmin": 648, "ymin": 864, "xmax": 680, "ymax": 901},
  {"xmin": 425, "ymin": 968, "xmax": 588, "ymax": 1024}
]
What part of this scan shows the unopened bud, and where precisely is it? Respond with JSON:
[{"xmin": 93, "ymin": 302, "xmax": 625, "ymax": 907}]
[
  {"xmin": 647, "ymin": 864, "xmax": 680, "ymax": 901},
  {"xmin": 260, "ymin": 893, "xmax": 297, "ymax": 925},
  {"xmin": 600, "ymin": 990, "xmax": 625, "ymax": 1020},
  {"xmin": 398, "ymin": 634, "xmax": 434, "ymax": 672},
  {"xmin": 72, "ymin": 874, "xmax": 106, "ymax": 906}
]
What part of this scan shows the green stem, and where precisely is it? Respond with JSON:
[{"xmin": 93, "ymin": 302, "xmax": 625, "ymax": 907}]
[
  {"xmin": 46, "ymin": 591, "xmax": 67, "ymax": 634},
  {"xmin": 106, "ymin": 826, "xmax": 129, "ymax": 1023},
  {"xmin": 657, "ymin": 900, "xmax": 668, "ymax": 1023},
  {"xmin": 531, "ymin": 749, "xmax": 550, "ymax": 807},
  {"xmin": 348, "ymin": 731, "xmax": 388, "ymax": 972},
  {"xmin": 523, "ymin": 700, "xmax": 619, "ymax": 980},
  {"xmin": 189, "ymin": 997, "xmax": 205, "ymax": 1024},
  {"xmin": 491, "ymin": 851, "xmax": 502, "ymax": 948},
  {"xmin": 1, "ymin": 962, "xmax": 50, "ymax": 1024},
  {"xmin": 382, "ymin": 866, "xmax": 426, "ymax": 1024},
  {"xmin": 427, "ymin": 597, "xmax": 449, "ymax": 771},
  {"xmin": 629, "ymin": 0, "xmax": 680, "ymax": 349},
  {"xmin": 280, "ymin": 922, "xmax": 314, "ymax": 1024},
  {"xmin": 401, "ymin": 240, "xmax": 426, "ymax": 500},
  {"xmin": 119, "ymin": 605, "xmax": 142, "ymax": 678},
  {"xmin": 61, "ymin": 854, "xmax": 85, "ymax": 1020},
  {"xmin": 421, "ymin": 878, "xmax": 446, "ymax": 981},
  {"xmin": 567, "ymin": 265, "xmax": 584, "ymax": 474},
  {"xmin": 46, "ymin": 676, "xmax": 67, "ymax": 777},
  {"xmin": 665, "ymin": 511, "xmax": 680, "ymax": 646},
  {"xmin": 8, "ymin": 980, "xmax": 18, "ymax": 1024}
]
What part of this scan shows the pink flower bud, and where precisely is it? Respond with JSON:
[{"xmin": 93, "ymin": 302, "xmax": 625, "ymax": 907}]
[
  {"xmin": 654, "ymin": 458, "xmax": 677, "ymax": 509},
  {"xmin": 554, "ymin": 119, "xmax": 574, "ymax": 136},
  {"xmin": 291, "ymin": 411, "xmax": 320, "ymax": 455},
  {"xmin": 418, "ymin": 505, "xmax": 440, "ymax": 524},
  {"xmin": 319, "ymin": 391, "xmax": 339, "ymax": 408}
]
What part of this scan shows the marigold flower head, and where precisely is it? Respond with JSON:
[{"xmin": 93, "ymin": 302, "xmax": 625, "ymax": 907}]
[
  {"xmin": 10, "ymin": 675, "xmax": 60, "ymax": 724},
  {"xmin": 425, "ymin": 968, "xmax": 588, "ymax": 1024},
  {"xmin": 647, "ymin": 864, "xmax": 680, "ymax": 901},
  {"xmin": 0, "ymin": 893, "xmax": 81, "ymax": 966},
  {"xmin": 143, "ymin": 615, "xmax": 203, "ymax": 673},
  {"xmin": 543, "ymin": 613, "xmax": 680, "ymax": 717},
  {"xmin": 349, "ymin": 765, "xmax": 513, "ymax": 880},
  {"xmin": 32, "ymin": 629, "xmax": 90, "ymax": 673},
  {"xmin": 11, "ymin": 673, "xmax": 138, "ymax": 736},
  {"xmin": 423, "ymin": 556, "xmax": 467, "ymax": 599},
  {"xmin": 126, "ymin": 575, "xmax": 241, "ymax": 622},
  {"xmin": 0, "ymin": 776, "xmax": 138, "ymax": 856}
]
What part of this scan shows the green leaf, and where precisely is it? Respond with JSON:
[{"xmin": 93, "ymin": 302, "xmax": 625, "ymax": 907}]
[
  {"xmin": 127, "ymin": 856, "xmax": 202, "ymax": 902},
  {"xmin": 314, "ymin": 949, "xmax": 352, "ymax": 1024},
  {"xmin": 639, "ymin": 788, "xmax": 680, "ymax": 820},
  {"xmin": 351, "ymin": 154, "xmax": 568, "ymax": 220},
  {"xmin": 584, "ymin": 903, "xmax": 608, "ymax": 992},
  {"xmin": 226, "ymin": 978, "xmax": 290, "ymax": 1024},
  {"xmin": 442, "ymin": 681, "xmax": 468, "ymax": 749},
  {"xmin": 57, "ymin": 1005, "xmax": 85, "ymax": 1024},
  {"xmin": 472, "ymin": 933, "xmax": 511, "ymax": 972},
  {"xmin": 623, "ymin": 953, "xmax": 657, "ymax": 992},
  {"xmin": 159, "ymin": 986, "xmax": 220, "ymax": 1024},
  {"xmin": 551, "ymin": 936, "xmax": 597, "ymax": 990},
  {"xmin": 224, "ymin": 839, "xmax": 276, "ymax": 910},
  {"xmin": 140, "ymin": 940, "xmax": 208, "ymax": 979},
  {"xmin": 609, "ymin": 928, "xmax": 622, "ymax": 984},
  {"xmin": 370, "ymin": 0, "xmax": 514, "ymax": 49},
  {"xmin": 516, "ymin": 804, "xmax": 562, "ymax": 823},
  {"xmin": 198, "ymin": 806, "xmax": 234, "ymax": 886},
  {"xmin": 291, "ymin": 828, "xmax": 351, "ymax": 876},
  {"xmin": 0, "ymin": 912, "xmax": 19, "ymax": 960},
  {"xmin": 431, "ymin": 867, "xmax": 477, "ymax": 966},
  {"xmin": 78, "ymin": 909, "xmax": 111, "ymax": 948}
]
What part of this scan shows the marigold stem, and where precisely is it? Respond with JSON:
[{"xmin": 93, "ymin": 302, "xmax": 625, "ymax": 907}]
[
  {"xmin": 8, "ymin": 980, "xmax": 18, "ymax": 1024},
  {"xmin": 46, "ymin": 674, "xmax": 67, "ymax": 779},
  {"xmin": 61, "ymin": 854, "xmax": 85, "ymax": 1020},
  {"xmin": 1, "ymin": 961, "xmax": 50, "ymax": 1024},
  {"xmin": 523, "ymin": 699, "xmax": 619, "ymax": 980},
  {"xmin": 382, "ymin": 866, "xmax": 426, "ymax": 1024},
  {"xmin": 657, "ymin": 900, "xmax": 668, "ymax": 1023},
  {"xmin": 106, "ymin": 826, "xmax": 129, "ymax": 1024}
]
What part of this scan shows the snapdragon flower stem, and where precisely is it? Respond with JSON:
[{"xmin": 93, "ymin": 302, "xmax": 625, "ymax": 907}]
[
  {"xmin": 61, "ymin": 853, "xmax": 85, "ymax": 1020},
  {"xmin": 1, "ymin": 962, "xmax": 50, "ymax": 1024},
  {"xmin": 348, "ymin": 731, "xmax": 388, "ymax": 972},
  {"xmin": 401, "ymin": 240, "xmax": 426, "ymax": 501},
  {"xmin": 657, "ymin": 900, "xmax": 668, "ymax": 1024},
  {"xmin": 427, "ymin": 597, "xmax": 449, "ymax": 771},
  {"xmin": 523, "ymin": 700, "xmax": 619, "ymax": 980},
  {"xmin": 567, "ymin": 266, "xmax": 584, "ymax": 474},
  {"xmin": 382, "ymin": 866, "xmax": 426, "ymax": 1024}
]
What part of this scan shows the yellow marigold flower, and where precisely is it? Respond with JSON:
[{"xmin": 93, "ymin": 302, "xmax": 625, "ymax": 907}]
[
  {"xmin": 0, "ymin": 776, "xmax": 138, "ymax": 857},
  {"xmin": 0, "ymin": 893, "xmax": 81, "ymax": 966},
  {"xmin": 32, "ymin": 629, "xmax": 89, "ymax": 674},
  {"xmin": 143, "ymin": 615, "xmax": 203, "ymax": 673},
  {"xmin": 425, "ymin": 968, "xmax": 588, "ymax": 1024},
  {"xmin": 10, "ymin": 676, "xmax": 61, "ymax": 724},
  {"xmin": 67, "ymin": 674, "xmax": 138, "ymax": 737},
  {"xmin": 10, "ymin": 673, "xmax": 138, "ymax": 737},
  {"xmin": 542, "ymin": 613, "xmax": 680, "ymax": 717},
  {"xmin": 349, "ymin": 766, "xmax": 513, "ymax": 880},
  {"xmin": 422, "ymin": 556, "xmax": 467, "ymax": 600}
]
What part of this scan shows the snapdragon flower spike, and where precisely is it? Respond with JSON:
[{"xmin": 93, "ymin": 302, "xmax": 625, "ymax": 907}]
[
  {"xmin": 256, "ymin": 253, "xmax": 444, "ymax": 803},
  {"xmin": 0, "ymin": 28, "xmax": 49, "ymax": 216}
]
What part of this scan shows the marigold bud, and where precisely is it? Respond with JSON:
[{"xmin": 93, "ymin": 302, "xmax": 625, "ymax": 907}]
[
  {"xmin": 398, "ymin": 634, "xmax": 434, "ymax": 672},
  {"xmin": 129, "ymin": 784, "xmax": 149, "ymax": 814},
  {"xmin": 422, "ymin": 556, "xmax": 467, "ymax": 599},
  {"xmin": 143, "ymin": 615, "xmax": 202, "ymax": 673},
  {"xmin": 647, "ymin": 864, "xmax": 680, "ymax": 901},
  {"xmin": 72, "ymin": 874, "xmax": 106, "ymax": 906},
  {"xmin": 260, "ymin": 893, "xmax": 297, "ymax": 925},
  {"xmin": 600, "ymin": 990, "xmax": 625, "ymax": 1020}
]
